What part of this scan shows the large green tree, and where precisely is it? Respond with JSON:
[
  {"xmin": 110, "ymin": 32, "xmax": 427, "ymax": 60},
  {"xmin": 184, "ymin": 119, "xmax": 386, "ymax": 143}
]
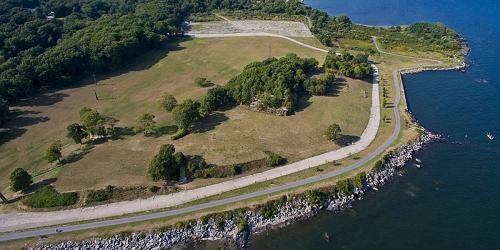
[
  {"xmin": 80, "ymin": 108, "xmax": 105, "ymax": 136},
  {"xmin": 9, "ymin": 168, "xmax": 33, "ymax": 192},
  {"xmin": 199, "ymin": 86, "xmax": 231, "ymax": 116},
  {"xmin": 172, "ymin": 99, "xmax": 201, "ymax": 130},
  {"xmin": 136, "ymin": 113, "xmax": 156, "ymax": 136},
  {"xmin": 45, "ymin": 140, "xmax": 63, "ymax": 164},
  {"xmin": 148, "ymin": 144, "xmax": 185, "ymax": 182},
  {"xmin": 325, "ymin": 123, "xmax": 342, "ymax": 141},
  {"xmin": 66, "ymin": 123, "xmax": 88, "ymax": 144}
]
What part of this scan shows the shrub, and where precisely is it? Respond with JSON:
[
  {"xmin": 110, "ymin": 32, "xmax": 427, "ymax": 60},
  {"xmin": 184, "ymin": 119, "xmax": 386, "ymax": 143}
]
[
  {"xmin": 260, "ymin": 200, "xmax": 279, "ymax": 219},
  {"xmin": 336, "ymin": 179, "xmax": 352, "ymax": 195},
  {"xmin": 9, "ymin": 168, "xmax": 32, "ymax": 192},
  {"xmin": 159, "ymin": 93, "xmax": 177, "ymax": 112},
  {"xmin": 265, "ymin": 151, "xmax": 287, "ymax": 167},
  {"xmin": 149, "ymin": 186, "xmax": 160, "ymax": 193},
  {"xmin": 195, "ymin": 77, "xmax": 214, "ymax": 87},
  {"xmin": 171, "ymin": 128, "xmax": 188, "ymax": 140},
  {"xmin": 352, "ymin": 172, "xmax": 367, "ymax": 189},
  {"xmin": 374, "ymin": 160, "xmax": 385, "ymax": 170},
  {"xmin": 305, "ymin": 190, "xmax": 326, "ymax": 206},
  {"xmin": 194, "ymin": 165, "xmax": 241, "ymax": 178},
  {"xmin": 85, "ymin": 186, "xmax": 114, "ymax": 204},
  {"xmin": 236, "ymin": 219, "xmax": 248, "ymax": 233},
  {"xmin": 23, "ymin": 186, "xmax": 78, "ymax": 208}
]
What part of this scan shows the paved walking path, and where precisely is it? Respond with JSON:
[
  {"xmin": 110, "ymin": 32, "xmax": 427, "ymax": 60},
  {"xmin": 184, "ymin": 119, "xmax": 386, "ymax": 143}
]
[{"xmin": 0, "ymin": 34, "xmax": 381, "ymax": 239}]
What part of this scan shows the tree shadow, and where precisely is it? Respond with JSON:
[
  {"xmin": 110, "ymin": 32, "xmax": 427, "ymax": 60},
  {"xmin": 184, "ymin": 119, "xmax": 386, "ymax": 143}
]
[
  {"xmin": 0, "ymin": 127, "xmax": 27, "ymax": 145},
  {"xmin": 325, "ymin": 77, "xmax": 348, "ymax": 97},
  {"xmin": 193, "ymin": 112, "xmax": 229, "ymax": 133},
  {"xmin": 112, "ymin": 126, "xmax": 137, "ymax": 140},
  {"xmin": 152, "ymin": 125, "xmax": 178, "ymax": 137},
  {"xmin": 23, "ymin": 178, "xmax": 58, "ymax": 195},
  {"xmin": 15, "ymin": 93, "xmax": 69, "ymax": 107},
  {"xmin": 335, "ymin": 135, "xmax": 361, "ymax": 147},
  {"xmin": 293, "ymin": 95, "xmax": 312, "ymax": 113},
  {"xmin": 62, "ymin": 146, "xmax": 93, "ymax": 164},
  {"xmin": 0, "ymin": 109, "xmax": 50, "ymax": 145}
]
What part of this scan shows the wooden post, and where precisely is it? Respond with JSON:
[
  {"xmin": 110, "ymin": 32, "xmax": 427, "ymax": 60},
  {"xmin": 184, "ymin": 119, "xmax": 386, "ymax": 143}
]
[{"xmin": 0, "ymin": 191, "xmax": 8, "ymax": 204}]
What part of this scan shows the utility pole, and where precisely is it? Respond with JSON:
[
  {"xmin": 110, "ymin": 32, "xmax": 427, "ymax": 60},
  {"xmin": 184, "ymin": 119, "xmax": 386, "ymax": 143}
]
[
  {"xmin": 0, "ymin": 192, "xmax": 8, "ymax": 204},
  {"xmin": 268, "ymin": 44, "xmax": 271, "ymax": 58}
]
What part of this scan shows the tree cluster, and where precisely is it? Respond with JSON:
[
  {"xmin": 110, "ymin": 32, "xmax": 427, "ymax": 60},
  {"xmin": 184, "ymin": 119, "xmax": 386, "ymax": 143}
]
[
  {"xmin": 324, "ymin": 52, "xmax": 372, "ymax": 79},
  {"xmin": 227, "ymin": 53, "xmax": 319, "ymax": 110}
]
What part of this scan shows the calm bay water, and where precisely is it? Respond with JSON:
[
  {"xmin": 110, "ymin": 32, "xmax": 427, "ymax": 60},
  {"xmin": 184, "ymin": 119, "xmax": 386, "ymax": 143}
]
[{"xmin": 202, "ymin": 1, "xmax": 500, "ymax": 249}]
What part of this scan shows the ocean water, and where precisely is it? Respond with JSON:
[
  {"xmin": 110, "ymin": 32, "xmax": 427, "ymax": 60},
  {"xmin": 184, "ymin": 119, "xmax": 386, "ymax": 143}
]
[
  {"xmin": 249, "ymin": 0, "xmax": 500, "ymax": 249},
  {"xmin": 199, "ymin": 0, "xmax": 500, "ymax": 249}
]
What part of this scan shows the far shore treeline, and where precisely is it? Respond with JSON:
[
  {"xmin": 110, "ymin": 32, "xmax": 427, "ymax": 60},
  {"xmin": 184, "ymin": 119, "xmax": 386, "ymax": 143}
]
[{"xmin": 0, "ymin": 0, "xmax": 462, "ymax": 126}]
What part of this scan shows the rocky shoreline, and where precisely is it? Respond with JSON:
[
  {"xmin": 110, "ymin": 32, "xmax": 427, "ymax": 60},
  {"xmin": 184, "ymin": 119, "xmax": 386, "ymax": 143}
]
[{"xmin": 33, "ymin": 130, "xmax": 441, "ymax": 250}]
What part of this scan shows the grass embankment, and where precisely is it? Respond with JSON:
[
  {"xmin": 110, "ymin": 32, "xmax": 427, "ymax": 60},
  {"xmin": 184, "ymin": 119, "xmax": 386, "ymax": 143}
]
[{"xmin": 0, "ymin": 36, "xmax": 371, "ymax": 199}]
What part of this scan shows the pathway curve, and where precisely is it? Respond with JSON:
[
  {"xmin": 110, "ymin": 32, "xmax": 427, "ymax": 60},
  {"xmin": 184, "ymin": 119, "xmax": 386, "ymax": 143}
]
[{"xmin": 0, "ymin": 33, "xmax": 384, "ymax": 241}]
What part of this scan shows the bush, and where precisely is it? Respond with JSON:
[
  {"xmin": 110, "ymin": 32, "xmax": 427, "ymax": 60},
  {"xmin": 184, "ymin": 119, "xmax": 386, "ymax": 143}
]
[
  {"xmin": 159, "ymin": 93, "xmax": 177, "ymax": 112},
  {"xmin": 236, "ymin": 219, "xmax": 248, "ymax": 233},
  {"xmin": 352, "ymin": 172, "xmax": 366, "ymax": 189},
  {"xmin": 195, "ymin": 77, "xmax": 214, "ymax": 87},
  {"xmin": 260, "ymin": 200, "xmax": 279, "ymax": 219},
  {"xmin": 171, "ymin": 128, "xmax": 188, "ymax": 140},
  {"xmin": 85, "ymin": 186, "xmax": 114, "ymax": 204},
  {"xmin": 265, "ymin": 151, "xmax": 287, "ymax": 167},
  {"xmin": 194, "ymin": 165, "xmax": 241, "ymax": 178},
  {"xmin": 374, "ymin": 160, "xmax": 385, "ymax": 170},
  {"xmin": 23, "ymin": 186, "xmax": 78, "ymax": 208},
  {"xmin": 305, "ymin": 190, "xmax": 326, "ymax": 206},
  {"xmin": 336, "ymin": 179, "xmax": 352, "ymax": 195},
  {"xmin": 9, "ymin": 168, "xmax": 32, "ymax": 192},
  {"xmin": 149, "ymin": 186, "xmax": 160, "ymax": 193}
]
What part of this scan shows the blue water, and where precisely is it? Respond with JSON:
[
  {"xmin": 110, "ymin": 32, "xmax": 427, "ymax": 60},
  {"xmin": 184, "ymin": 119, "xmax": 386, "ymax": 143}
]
[{"xmin": 248, "ymin": 0, "xmax": 500, "ymax": 249}]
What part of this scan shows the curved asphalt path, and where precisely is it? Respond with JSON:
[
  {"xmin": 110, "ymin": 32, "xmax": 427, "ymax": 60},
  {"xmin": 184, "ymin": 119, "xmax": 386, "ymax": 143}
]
[{"xmin": 0, "ymin": 36, "xmax": 403, "ymax": 242}]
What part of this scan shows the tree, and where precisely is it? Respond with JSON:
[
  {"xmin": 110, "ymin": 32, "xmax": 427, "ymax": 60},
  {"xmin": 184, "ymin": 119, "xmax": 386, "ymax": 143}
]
[
  {"xmin": 325, "ymin": 123, "xmax": 342, "ymax": 141},
  {"xmin": 45, "ymin": 140, "xmax": 63, "ymax": 164},
  {"xmin": 199, "ymin": 86, "xmax": 230, "ymax": 116},
  {"xmin": 9, "ymin": 168, "xmax": 33, "ymax": 192},
  {"xmin": 66, "ymin": 123, "xmax": 88, "ymax": 144},
  {"xmin": 80, "ymin": 108, "xmax": 105, "ymax": 136},
  {"xmin": 0, "ymin": 98, "xmax": 9, "ymax": 126},
  {"xmin": 136, "ymin": 113, "xmax": 156, "ymax": 136},
  {"xmin": 148, "ymin": 144, "xmax": 185, "ymax": 182},
  {"xmin": 172, "ymin": 99, "xmax": 201, "ymax": 130},
  {"xmin": 159, "ymin": 93, "xmax": 177, "ymax": 112}
]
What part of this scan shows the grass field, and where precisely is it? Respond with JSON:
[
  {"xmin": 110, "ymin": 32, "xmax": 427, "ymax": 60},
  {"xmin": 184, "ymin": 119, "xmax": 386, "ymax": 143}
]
[{"xmin": 0, "ymin": 36, "xmax": 372, "ymax": 196}]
